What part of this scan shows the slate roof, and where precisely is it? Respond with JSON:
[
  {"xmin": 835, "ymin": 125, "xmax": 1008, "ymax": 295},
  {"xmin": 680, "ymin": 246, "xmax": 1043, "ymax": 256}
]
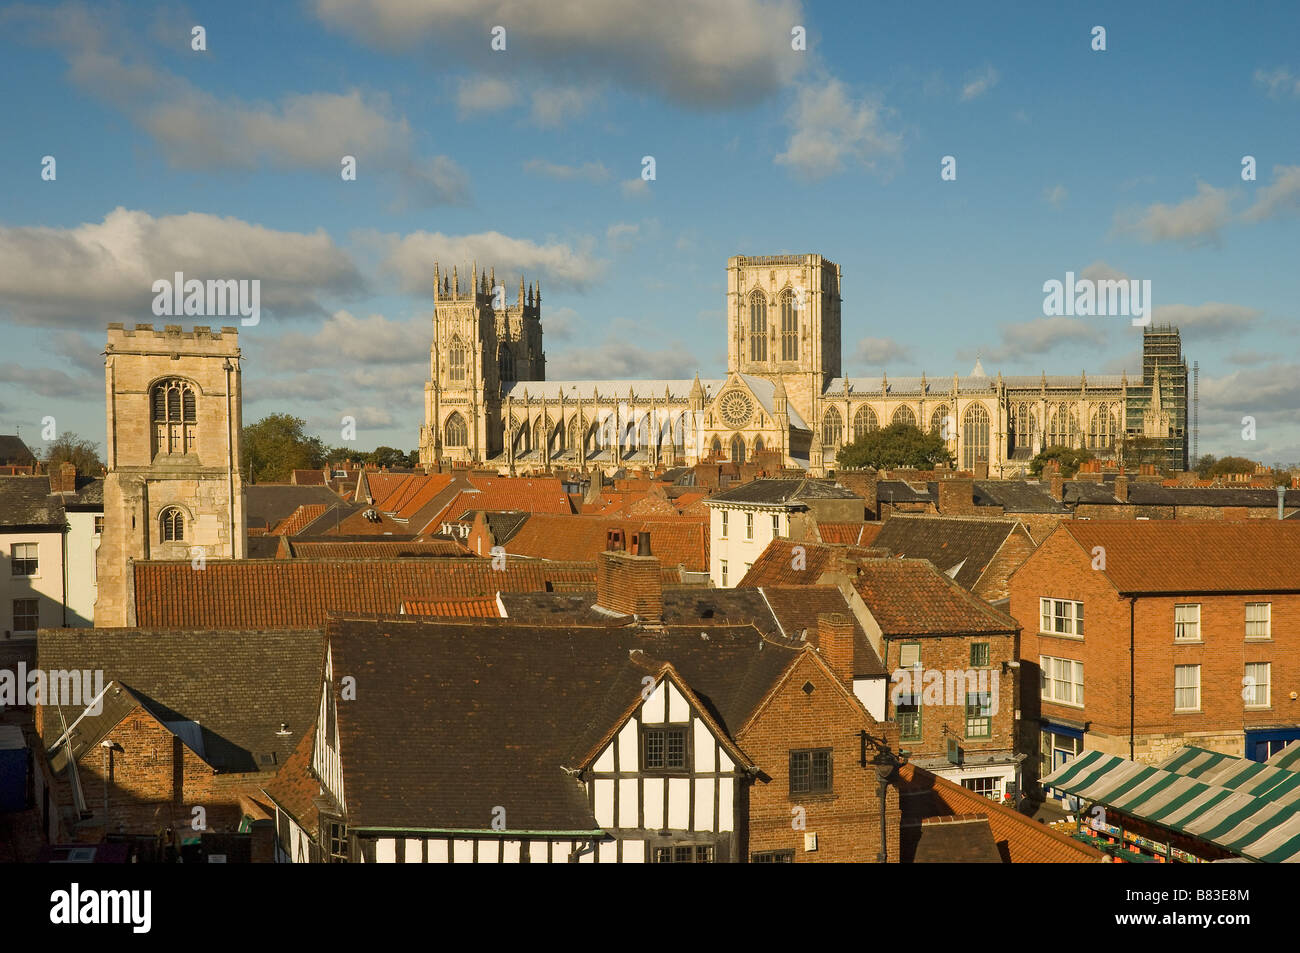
[
  {"xmin": 38, "ymin": 627, "xmax": 324, "ymax": 775},
  {"xmin": 326, "ymin": 617, "xmax": 797, "ymax": 831},
  {"xmin": 760, "ymin": 586, "xmax": 887, "ymax": 677},
  {"xmin": 903, "ymin": 815, "xmax": 1002, "ymax": 863},
  {"xmin": 876, "ymin": 480, "xmax": 935, "ymax": 504},
  {"xmin": 1063, "ymin": 481, "xmax": 1120, "ymax": 504},
  {"xmin": 971, "ymin": 481, "xmax": 1067, "ymax": 513},
  {"xmin": 133, "ymin": 558, "xmax": 657, "ymax": 628},
  {"xmin": 1125, "ymin": 484, "xmax": 1300, "ymax": 508},
  {"xmin": 281, "ymin": 540, "xmax": 472, "ymax": 559},
  {"xmin": 0, "ymin": 435, "xmax": 36, "ymax": 465},
  {"xmin": 826, "ymin": 374, "xmax": 1126, "ymax": 398},
  {"xmin": 0, "ymin": 476, "xmax": 65, "ymax": 527},
  {"xmin": 246, "ymin": 485, "xmax": 345, "ymax": 531},
  {"xmin": 706, "ymin": 477, "xmax": 860, "ymax": 507},
  {"xmin": 1058, "ymin": 521, "xmax": 1300, "ymax": 594},
  {"xmin": 897, "ymin": 762, "xmax": 1103, "ymax": 863},
  {"xmin": 871, "ymin": 514, "xmax": 1022, "ymax": 590},
  {"xmin": 851, "ymin": 558, "xmax": 1020, "ymax": 636}
]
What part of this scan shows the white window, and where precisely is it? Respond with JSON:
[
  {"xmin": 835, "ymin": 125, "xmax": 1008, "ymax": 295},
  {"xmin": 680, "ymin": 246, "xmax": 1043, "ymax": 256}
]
[
  {"xmin": 11, "ymin": 543, "xmax": 38, "ymax": 576},
  {"xmin": 1175, "ymin": 664, "xmax": 1201, "ymax": 711},
  {"xmin": 1039, "ymin": 598, "xmax": 1083, "ymax": 638},
  {"xmin": 772, "ymin": 514, "xmax": 780, "ymax": 537},
  {"xmin": 720, "ymin": 560, "xmax": 728, "ymax": 587},
  {"xmin": 960, "ymin": 777, "xmax": 1001, "ymax": 801},
  {"xmin": 12, "ymin": 598, "xmax": 39, "ymax": 633},
  {"xmin": 1246, "ymin": 603, "xmax": 1271, "ymax": 640},
  {"xmin": 720, "ymin": 511, "xmax": 728, "ymax": 538},
  {"xmin": 1245, "ymin": 662, "xmax": 1270, "ymax": 708},
  {"xmin": 1040, "ymin": 656, "xmax": 1084, "ymax": 707},
  {"xmin": 1174, "ymin": 604, "xmax": 1201, "ymax": 641},
  {"xmin": 746, "ymin": 513, "xmax": 754, "ymax": 540},
  {"xmin": 899, "ymin": 642, "xmax": 921, "ymax": 668}
]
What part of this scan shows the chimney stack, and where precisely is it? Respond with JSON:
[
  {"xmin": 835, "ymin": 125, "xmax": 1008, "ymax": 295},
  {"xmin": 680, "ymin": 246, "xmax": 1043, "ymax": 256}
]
[
  {"xmin": 816, "ymin": 613, "xmax": 856, "ymax": 686},
  {"xmin": 51, "ymin": 461, "xmax": 77, "ymax": 494},
  {"xmin": 938, "ymin": 476, "xmax": 976, "ymax": 515},
  {"xmin": 596, "ymin": 534, "xmax": 662, "ymax": 624},
  {"xmin": 1114, "ymin": 472, "xmax": 1129, "ymax": 503}
]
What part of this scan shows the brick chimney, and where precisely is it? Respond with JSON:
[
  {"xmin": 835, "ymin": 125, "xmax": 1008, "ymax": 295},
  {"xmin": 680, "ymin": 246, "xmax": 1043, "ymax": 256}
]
[
  {"xmin": 50, "ymin": 461, "xmax": 77, "ymax": 494},
  {"xmin": 1114, "ymin": 472, "xmax": 1129, "ymax": 503},
  {"xmin": 596, "ymin": 532, "xmax": 662, "ymax": 623},
  {"xmin": 937, "ymin": 477, "xmax": 976, "ymax": 515},
  {"xmin": 836, "ymin": 469, "xmax": 878, "ymax": 520},
  {"xmin": 973, "ymin": 458, "xmax": 989, "ymax": 481},
  {"xmin": 816, "ymin": 613, "xmax": 856, "ymax": 686}
]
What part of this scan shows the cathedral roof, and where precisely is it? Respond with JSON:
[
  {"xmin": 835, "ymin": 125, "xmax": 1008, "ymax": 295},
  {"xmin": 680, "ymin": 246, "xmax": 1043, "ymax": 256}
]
[
  {"xmin": 825, "ymin": 373, "xmax": 1127, "ymax": 396},
  {"xmin": 502, "ymin": 379, "xmax": 724, "ymax": 402}
]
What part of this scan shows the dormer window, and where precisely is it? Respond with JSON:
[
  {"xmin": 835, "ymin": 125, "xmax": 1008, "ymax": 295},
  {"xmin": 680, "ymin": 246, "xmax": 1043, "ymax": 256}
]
[{"xmin": 151, "ymin": 379, "xmax": 197, "ymax": 455}]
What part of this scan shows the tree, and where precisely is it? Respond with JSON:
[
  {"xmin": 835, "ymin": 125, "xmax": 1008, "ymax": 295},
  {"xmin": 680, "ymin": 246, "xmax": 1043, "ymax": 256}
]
[
  {"xmin": 368, "ymin": 446, "xmax": 409, "ymax": 469},
  {"xmin": 241, "ymin": 414, "xmax": 327, "ymax": 483},
  {"xmin": 1029, "ymin": 445, "xmax": 1094, "ymax": 478},
  {"xmin": 1194, "ymin": 453, "xmax": 1217, "ymax": 478},
  {"xmin": 44, "ymin": 432, "xmax": 104, "ymax": 474},
  {"xmin": 1206, "ymin": 455, "xmax": 1258, "ymax": 477},
  {"xmin": 836, "ymin": 423, "xmax": 954, "ymax": 470}
]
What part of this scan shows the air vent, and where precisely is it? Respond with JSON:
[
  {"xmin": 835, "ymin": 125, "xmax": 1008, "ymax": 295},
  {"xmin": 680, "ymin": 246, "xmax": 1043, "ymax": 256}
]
[{"xmin": 802, "ymin": 681, "xmax": 815, "ymax": 696}]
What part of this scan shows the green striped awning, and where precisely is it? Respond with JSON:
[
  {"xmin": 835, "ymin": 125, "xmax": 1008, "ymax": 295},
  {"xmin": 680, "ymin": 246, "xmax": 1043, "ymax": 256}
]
[{"xmin": 1042, "ymin": 746, "xmax": 1300, "ymax": 863}]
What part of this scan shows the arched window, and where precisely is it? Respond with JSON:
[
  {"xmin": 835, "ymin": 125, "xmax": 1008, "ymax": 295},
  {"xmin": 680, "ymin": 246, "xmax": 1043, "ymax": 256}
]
[
  {"xmin": 892, "ymin": 405, "xmax": 917, "ymax": 428},
  {"xmin": 671, "ymin": 413, "xmax": 686, "ymax": 453},
  {"xmin": 568, "ymin": 417, "xmax": 580, "ymax": 454},
  {"xmin": 753, "ymin": 436, "xmax": 764, "ymax": 455},
  {"xmin": 962, "ymin": 404, "xmax": 991, "ymax": 471},
  {"xmin": 1012, "ymin": 405, "xmax": 1038, "ymax": 453},
  {"xmin": 710, "ymin": 436, "xmax": 723, "ymax": 459},
  {"xmin": 498, "ymin": 345, "xmax": 514, "ymax": 382},
  {"xmin": 749, "ymin": 291, "xmax": 768, "ymax": 362},
  {"xmin": 853, "ymin": 405, "xmax": 878, "ymax": 442},
  {"xmin": 1089, "ymin": 404, "xmax": 1117, "ymax": 449},
  {"xmin": 510, "ymin": 415, "xmax": 528, "ymax": 455},
  {"xmin": 449, "ymin": 336, "xmax": 467, "ymax": 383},
  {"xmin": 780, "ymin": 290, "xmax": 798, "ymax": 361},
  {"xmin": 730, "ymin": 435, "xmax": 746, "ymax": 465},
  {"xmin": 151, "ymin": 379, "xmax": 198, "ymax": 456},
  {"xmin": 930, "ymin": 406, "xmax": 950, "ymax": 439},
  {"xmin": 444, "ymin": 412, "xmax": 468, "ymax": 447},
  {"xmin": 1047, "ymin": 402, "xmax": 1078, "ymax": 448},
  {"xmin": 822, "ymin": 407, "xmax": 843, "ymax": 449},
  {"xmin": 159, "ymin": 506, "xmax": 185, "ymax": 543},
  {"xmin": 533, "ymin": 418, "xmax": 546, "ymax": 454}
]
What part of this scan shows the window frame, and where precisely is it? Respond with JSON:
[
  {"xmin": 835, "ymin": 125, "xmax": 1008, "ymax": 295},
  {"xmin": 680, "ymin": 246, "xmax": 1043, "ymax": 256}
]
[
  {"xmin": 789, "ymin": 748, "xmax": 833, "ymax": 797},
  {"xmin": 745, "ymin": 512, "xmax": 754, "ymax": 540},
  {"xmin": 752, "ymin": 849, "xmax": 795, "ymax": 863},
  {"xmin": 970, "ymin": 642, "xmax": 991, "ymax": 668},
  {"xmin": 771, "ymin": 514, "xmax": 781, "ymax": 538},
  {"xmin": 641, "ymin": 725, "xmax": 691, "ymax": 773},
  {"xmin": 720, "ymin": 510, "xmax": 728, "ymax": 538},
  {"xmin": 1246, "ymin": 602, "xmax": 1271, "ymax": 641},
  {"xmin": 1245, "ymin": 661, "xmax": 1271, "ymax": 709},
  {"xmin": 159, "ymin": 507, "xmax": 185, "ymax": 543},
  {"xmin": 12, "ymin": 598, "xmax": 39, "ymax": 633},
  {"xmin": 1174, "ymin": 603, "xmax": 1202, "ymax": 642},
  {"xmin": 1040, "ymin": 655, "xmax": 1084, "ymax": 708},
  {"xmin": 720, "ymin": 560, "xmax": 728, "ymax": 587},
  {"xmin": 10, "ymin": 542, "xmax": 38, "ymax": 577},
  {"xmin": 898, "ymin": 641, "xmax": 921, "ymax": 669},
  {"xmin": 1174, "ymin": 664, "xmax": 1201, "ymax": 712},
  {"xmin": 654, "ymin": 844, "xmax": 714, "ymax": 863},
  {"xmin": 1039, "ymin": 597, "xmax": 1084, "ymax": 639},
  {"xmin": 896, "ymin": 694, "xmax": 921, "ymax": 741},
  {"xmin": 965, "ymin": 692, "xmax": 993, "ymax": 738}
]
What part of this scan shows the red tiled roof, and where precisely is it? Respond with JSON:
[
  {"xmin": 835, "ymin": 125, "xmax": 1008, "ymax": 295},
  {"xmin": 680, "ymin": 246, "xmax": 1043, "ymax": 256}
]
[
  {"xmin": 1058, "ymin": 521, "xmax": 1300, "ymax": 593},
  {"xmin": 133, "ymin": 559, "xmax": 623, "ymax": 628},
  {"xmin": 897, "ymin": 762, "xmax": 1103, "ymax": 863},
  {"xmin": 504, "ymin": 514, "xmax": 709, "ymax": 572},
  {"xmin": 852, "ymin": 558, "xmax": 1019, "ymax": 636},
  {"xmin": 818, "ymin": 522, "xmax": 883, "ymax": 546},
  {"xmin": 270, "ymin": 504, "xmax": 330, "ymax": 536},
  {"xmin": 290, "ymin": 469, "xmax": 326, "ymax": 485},
  {"xmin": 435, "ymin": 477, "xmax": 574, "ymax": 524},
  {"xmin": 737, "ymin": 540, "xmax": 838, "ymax": 587},
  {"xmin": 376, "ymin": 473, "xmax": 456, "ymax": 520},
  {"xmin": 401, "ymin": 598, "xmax": 500, "ymax": 618},
  {"xmin": 284, "ymin": 540, "xmax": 471, "ymax": 559}
]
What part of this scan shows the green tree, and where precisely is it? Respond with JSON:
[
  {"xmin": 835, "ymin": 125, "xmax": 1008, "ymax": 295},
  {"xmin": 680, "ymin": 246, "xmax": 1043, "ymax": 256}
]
[
  {"xmin": 368, "ymin": 446, "xmax": 409, "ymax": 469},
  {"xmin": 44, "ymin": 432, "xmax": 104, "ymax": 474},
  {"xmin": 241, "ymin": 414, "xmax": 326, "ymax": 483},
  {"xmin": 1029, "ymin": 445, "xmax": 1094, "ymax": 478},
  {"xmin": 1194, "ymin": 453, "xmax": 1217, "ymax": 478},
  {"xmin": 836, "ymin": 423, "xmax": 955, "ymax": 470},
  {"xmin": 1206, "ymin": 455, "xmax": 1258, "ymax": 477}
]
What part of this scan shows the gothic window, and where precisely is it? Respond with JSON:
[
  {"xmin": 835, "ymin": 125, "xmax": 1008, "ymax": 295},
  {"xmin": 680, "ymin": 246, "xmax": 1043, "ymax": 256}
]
[
  {"xmin": 1047, "ymin": 402, "xmax": 1078, "ymax": 448},
  {"xmin": 930, "ymin": 406, "xmax": 950, "ymax": 439},
  {"xmin": 710, "ymin": 437, "xmax": 723, "ymax": 459},
  {"xmin": 749, "ymin": 291, "xmax": 768, "ymax": 362},
  {"xmin": 510, "ymin": 415, "xmax": 529, "ymax": 455},
  {"xmin": 822, "ymin": 407, "xmax": 843, "ymax": 450},
  {"xmin": 568, "ymin": 417, "xmax": 580, "ymax": 454},
  {"xmin": 622, "ymin": 421, "xmax": 637, "ymax": 454},
  {"xmin": 671, "ymin": 414, "xmax": 686, "ymax": 453},
  {"xmin": 754, "ymin": 436, "xmax": 764, "ymax": 455},
  {"xmin": 151, "ymin": 379, "xmax": 198, "ymax": 456},
  {"xmin": 444, "ymin": 412, "xmax": 468, "ymax": 447},
  {"xmin": 159, "ymin": 506, "xmax": 185, "ymax": 543},
  {"xmin": 780, "ymin": 290, "xmax": 798, "ymax": 362},
  {"xmin": 637, "ymin": 414, "xmax": 651, "ymax": 450},
  {"xmin": 962, "ymin": 404, "xmax": 991, "ymax": 470},
  {"xmin": 1089, "ymin": 404, "xmax": 1118, "ymax": 449},
  {"xmin": 730, "ymin": 435, "xmax": 746, "ymax": 465},
  {"xmin": 449, "ymin": 336, "xmax": 467, "ymax": 383},
  {"xmin": 892, "ymin": 405, "xmax": 917, "ymax": 428},
  {"xmin": 533, "ymin": 418, "xmax": 546, "ymax": 454},
  {"xmin": 498, "ymin": 345, "xmax": 514, "ymax": 382},
  {"xmin": 1012, "ymin": 405, "xmax": 1038, "ymax": 452},
  {"xmin": 853, "ymin": 405, "xmax": 878, "ymax": 442}
]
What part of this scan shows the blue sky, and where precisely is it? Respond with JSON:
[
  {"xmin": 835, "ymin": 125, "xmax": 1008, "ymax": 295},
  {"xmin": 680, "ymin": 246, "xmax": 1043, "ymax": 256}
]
[{"xmin": 1, "ymin": 0, "xmax": 1298, "ymax": 463}]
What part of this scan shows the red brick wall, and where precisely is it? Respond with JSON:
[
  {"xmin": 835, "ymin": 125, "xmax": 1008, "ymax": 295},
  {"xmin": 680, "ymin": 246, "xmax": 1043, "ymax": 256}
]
[
  {"xmin": 739, "ymin": 653, "xmax": 901, "ymax": 862},
  {"xmin": 973, "ymin": 526, "xmax": 1038, "ymax": 603},
  {"xmin": 595, "ymin": 551, "xmax": 663, "ymax": 622}
]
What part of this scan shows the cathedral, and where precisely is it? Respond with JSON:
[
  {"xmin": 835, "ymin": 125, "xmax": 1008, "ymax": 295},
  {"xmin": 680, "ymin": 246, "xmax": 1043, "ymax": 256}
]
[{"xmin": 418, "ymin": 253, "xmax": 1189, "ymax": 477}]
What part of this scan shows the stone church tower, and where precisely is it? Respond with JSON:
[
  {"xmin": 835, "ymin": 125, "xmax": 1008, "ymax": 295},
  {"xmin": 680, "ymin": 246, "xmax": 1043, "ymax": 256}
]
[{"xmin": 94, "ymin": 324, "xmax": 247, "ymax": 626}]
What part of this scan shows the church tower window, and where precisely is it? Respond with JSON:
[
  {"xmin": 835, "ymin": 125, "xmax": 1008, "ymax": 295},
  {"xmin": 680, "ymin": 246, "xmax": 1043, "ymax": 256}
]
[
  {"xmin": 962, "ymin": 404, "xmax": 990, "ymax": 470},
  {"xmin": 449, "ymin": 336, "xmax": 467, "ymax": 383},
  {"xmin": 151, "ymin": 379, "xmax": 197, "ymax": 456},
  {"xmin": 444, "ymin": 412, "xmax": 468, "ymax": 447},
  {"xmin": 159, "ymin": 506, "xmax": 185, "ymax": 543},
  {"xmin": 498, "ymin": 345, "xmax": 514, "ymax": 382},
  {"xmin": 780, "ymin": 290, "xmax": 798, "ymax": 361},
  {"xmin": 749, "ymin": 292, "xmax": 768, "ymax": 362}
]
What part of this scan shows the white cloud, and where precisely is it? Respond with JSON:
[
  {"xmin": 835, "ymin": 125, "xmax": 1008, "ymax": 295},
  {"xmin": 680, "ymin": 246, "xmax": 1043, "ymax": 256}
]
[
  {"xmin": 1114, "ymin": 182, "xmax": 1234, "ymax": 245},
  {"xmin": 1079, "ymin": 260, "xmax": 1130, "ymax": 283},
  {"xmin": 0, "ymin": 207, "xmax": 361, "ymax": 328},
  {"xmin": 455, "ymin": 76, "xmax": 518, "ymax": 114},
  {"xmin": 851, "ymin": 337, "xmax": 911, "ymax": 367},
  {"xmin": 606, "ymin": 222, "xmax": 641, "ymax": 251},
  {"xmin": 365, "ymin": 229, "xmax": 603, "ymax": 293},
  {"xmin": 1043, "ymin": 184, "xmax": 1067, "ymax": 209},
  {"xmin": 547, "ymin": 320, "xmax": 697, "ymax": 378},
  {"xmin": 523, "ymin": 159, "xmax": 610, "ymax": 182},
  {"xmin": 309, "ymin": 0, "xmax": 805, "ymax": 108},
  {"xmin": 960, "ymin": 65, "xmax": 999, "ymax": 102},
  {"xmin": 1150, "ymin": 302, "xmax": 1261, "ymax": 339},
  {"xmin": 1241, "ymin": 165, "xmax": 1300, "ymax": 223},
  {"xmin": 981, "ymin": 316, "xmax": 1109, "ymax": 362},
  {"xmin": 530, "ymin": 86, "xmax": 601, "ymax": 127},
  {"xmin": 1254, "ymin": 67, "xmax": 1300, "ymax": 99},
  {"xmin": 775, "ymin": 77, "xmax": 902, "ymax": 181},
  {"xmin": 621, "ymin": 178, "xmax": 651, "ymax": 198}
]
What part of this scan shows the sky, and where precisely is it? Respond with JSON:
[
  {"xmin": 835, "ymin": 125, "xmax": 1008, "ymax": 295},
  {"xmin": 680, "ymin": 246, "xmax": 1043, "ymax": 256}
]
[{"xmin": 1, "ymin": 0, "xmax": 1298, "ymax": 464}]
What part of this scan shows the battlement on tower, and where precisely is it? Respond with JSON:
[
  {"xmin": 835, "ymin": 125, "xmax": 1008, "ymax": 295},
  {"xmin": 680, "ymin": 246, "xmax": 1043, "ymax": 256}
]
[{"xmin": 105, "ymin": 323, "xmax": 240, "ymax": 354}]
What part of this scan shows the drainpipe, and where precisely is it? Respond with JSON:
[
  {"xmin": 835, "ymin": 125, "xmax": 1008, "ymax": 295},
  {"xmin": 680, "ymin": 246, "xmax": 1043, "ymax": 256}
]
[
  {"xmin": 1129, "ymin": 596, "xmax": 1136, "ymax": 761},
  {"xmin": 61, "ymin": 518, "xmax": 69, "ymax": 627},
  {"xmin": 225, "ymin": 360, "xmax": 237, "ymax": 558},
  {"xmin": 1278, "ymin": 485, "xmax": 1287, "ymax": 521}
]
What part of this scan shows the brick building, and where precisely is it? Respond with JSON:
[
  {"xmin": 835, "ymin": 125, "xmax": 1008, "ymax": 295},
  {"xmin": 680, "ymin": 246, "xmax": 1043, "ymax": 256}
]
[{"xmin": 1010, "ymin": 521, "xmax": 1300, "ymax": 796}]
